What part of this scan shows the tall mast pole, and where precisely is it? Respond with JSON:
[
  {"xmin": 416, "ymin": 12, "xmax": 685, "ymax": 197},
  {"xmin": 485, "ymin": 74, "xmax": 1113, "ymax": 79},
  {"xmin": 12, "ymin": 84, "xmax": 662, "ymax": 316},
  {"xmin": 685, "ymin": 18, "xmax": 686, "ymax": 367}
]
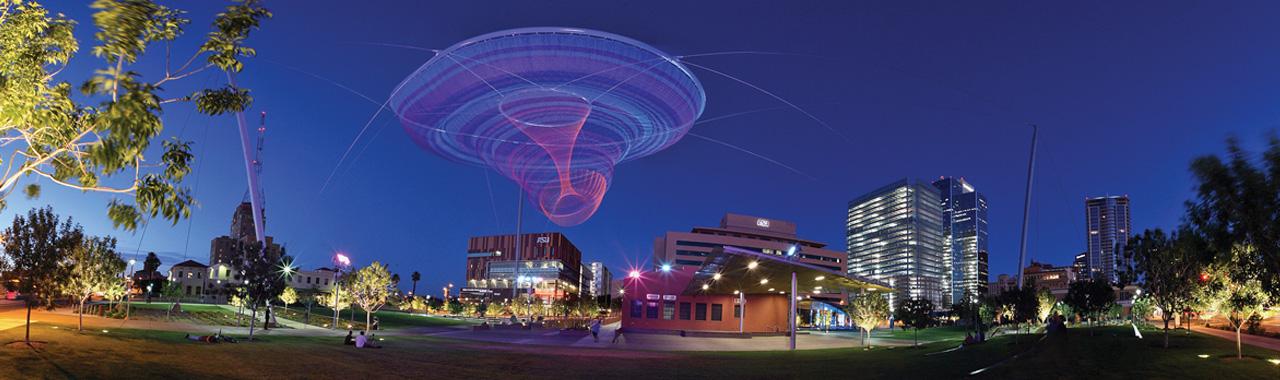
[
  {"xmin": 228, "ymin": 72, "xmax": 266, "ymax": 245},
  {"xmin": 513, "ymin": 190, "xmax": 523, "ymax": 318},
  {"xmin": 1016, "ymin": 125, "xmax": 1038, "ymax": 290}
]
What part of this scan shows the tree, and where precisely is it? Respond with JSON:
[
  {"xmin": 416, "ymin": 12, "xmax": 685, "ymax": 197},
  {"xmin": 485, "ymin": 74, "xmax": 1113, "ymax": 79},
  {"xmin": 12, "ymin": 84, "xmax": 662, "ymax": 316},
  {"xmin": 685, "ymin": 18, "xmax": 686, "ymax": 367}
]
[
  {"xmin": 279, "ymin": 286, "xmax": 298, "ymax": 309},
  {"xmin": 348, "ymin": 262, "xmax": 393, "ymax": 334},
  {"xmin": 1130, "ymin": 296, "xmax": 1153, "ymax": 327},
  {"xmin": 0, "ymin": 0, "xmax": 271, "ymax": 231},
  {"xmin": 846, "ymin": 291, "xmax": 890, "ymax": 349},
  {"xmin": 225, "ymin": 240, "xmax": 287, "ymax": 340},
  {"xmin": 1200, "ymin": 247, "xmax": 1276, "ymax": 359},
  {"xmin": 999, "ymin": 286, "xmax": 1039, "ymax": 334},
  {"xmin": 159, "ymin": 280, "xmax": 183, "ymax": 320},
  {"xmin": 1186, "ymin": 136, "xmax": 1280, "ymax": 299},
  {"xmin": 893, "ymin": 299, "xmax": 935, "ymax": 347},
  {"xmin": 316, "ymin": 289, "xmax": 352, "ymax": 322},
  {"xmin": 1126, "ymin": 227, "xmax": 1205, "ymax": 348},
  {"xmin": 1036, "ymin": 288, "xmax": 1056, "ymax": 324},
  {"xmin": 1064, "ymin": 279, "xmax": 1116, "ymax": 335},
  {"xmin": 448, "ymin": 299, "xmax": 464, "ymax": 315},
  {"xmin": 2, "ymin": 207, "xmax": 81, "ymax": 344},
  {"xmin": 411, "ymin": 271, "xmax": 421, "ymax": 296},
  {"xmin": 63, "ymin": 235, "xmax": 126, "ymax": 331}
]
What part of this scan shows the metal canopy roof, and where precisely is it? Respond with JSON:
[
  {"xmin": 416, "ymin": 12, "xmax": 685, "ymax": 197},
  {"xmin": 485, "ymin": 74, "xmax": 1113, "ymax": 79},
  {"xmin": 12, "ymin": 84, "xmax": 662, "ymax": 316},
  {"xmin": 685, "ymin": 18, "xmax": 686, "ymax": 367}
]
[{"xmin": 679, "ymin": 246, "xmax": 893, "ymax": 295}]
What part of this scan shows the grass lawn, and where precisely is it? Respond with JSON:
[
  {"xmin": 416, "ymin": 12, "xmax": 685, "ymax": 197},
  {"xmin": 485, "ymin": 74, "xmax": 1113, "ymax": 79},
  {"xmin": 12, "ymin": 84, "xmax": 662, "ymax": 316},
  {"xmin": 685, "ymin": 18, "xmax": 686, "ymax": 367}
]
[
  {"xmin": 1, "ymin": 322, "xmax": 1276, "ymax": 379},
  {"xmin": 86, "ymin": 302, "xmax": 260, "ymax": 328},
  {"xmin": 875, "ymin": 324, "xmax": 969, "ymax": 343},
  {"xmin": 275, "ymin": 305, "xmax": 473, "ymax": 330}
]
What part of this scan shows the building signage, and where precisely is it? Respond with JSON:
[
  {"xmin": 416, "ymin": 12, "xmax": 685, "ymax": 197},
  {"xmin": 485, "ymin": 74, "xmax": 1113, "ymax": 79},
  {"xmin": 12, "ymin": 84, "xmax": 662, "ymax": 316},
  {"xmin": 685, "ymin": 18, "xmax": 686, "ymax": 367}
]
[
  {"xmin": 536, "ymin": 236, "xmax": 551, "ymax": 244},
  {"xmin": 756, "ymin": 218, "xmax": 770, "ymax": 228},
  {"xmin": 645, "ymin": 294, "xmax": 660, "ymax": 300},
  {"xmin": 662, "ymin": 295, "xmax": 677, "ymax": 301}
]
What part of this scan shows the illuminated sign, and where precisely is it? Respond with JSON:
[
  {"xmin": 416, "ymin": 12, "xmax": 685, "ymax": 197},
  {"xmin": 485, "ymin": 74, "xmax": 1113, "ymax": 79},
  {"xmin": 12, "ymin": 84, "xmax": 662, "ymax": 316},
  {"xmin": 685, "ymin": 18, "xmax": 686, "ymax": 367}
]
[
  {"xmin": 536, "ymin": 236, "xmax": 551, "ymax": 244},
  {"xmin": 756, "ymin": 218, "xmax": 770, "ymax": 228},
  {"xmin": 662, "ymin": 295, "xmax": 677, "ymax": 301},
  {"xmin": 645, "ymin": 294, "xmax": 660, "ymax": 300}
]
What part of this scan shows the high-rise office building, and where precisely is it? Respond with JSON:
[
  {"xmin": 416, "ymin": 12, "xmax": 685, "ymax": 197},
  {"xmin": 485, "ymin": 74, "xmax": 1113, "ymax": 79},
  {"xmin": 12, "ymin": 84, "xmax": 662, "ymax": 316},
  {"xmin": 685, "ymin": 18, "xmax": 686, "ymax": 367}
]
[
  {"xmin": 1085, "ymin": 195, "xmax": 1131, "ymax": 283},
  {"xmin": 932, "ymin": 177, "xmax": 989, "ymax": 306},
  {"xmin": 847, "ymin": 179, "xmax": 946, "ymax": 309},
  {"xmin": 464, "ymin": 232, "xmax": 584, "ymax": 300},
  {"xmin": 588, "ymin": 261, "xmax": 612, "ymax": 300}
]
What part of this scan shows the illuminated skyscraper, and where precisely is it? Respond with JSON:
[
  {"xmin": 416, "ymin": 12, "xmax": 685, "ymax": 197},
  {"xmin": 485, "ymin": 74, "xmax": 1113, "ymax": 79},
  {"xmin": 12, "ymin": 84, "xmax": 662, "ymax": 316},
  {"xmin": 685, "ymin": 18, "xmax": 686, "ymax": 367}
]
[
  {"xmin": 847, "ymin": 179, "xmax": 946, "ymax": 308},
  {"xmin": 933, "ymin": 177, "xmax": 989, "ymax": 306},
  {"xmin": 1085, "ymin": 196, "xmax": 1131, "ymax": 283}
]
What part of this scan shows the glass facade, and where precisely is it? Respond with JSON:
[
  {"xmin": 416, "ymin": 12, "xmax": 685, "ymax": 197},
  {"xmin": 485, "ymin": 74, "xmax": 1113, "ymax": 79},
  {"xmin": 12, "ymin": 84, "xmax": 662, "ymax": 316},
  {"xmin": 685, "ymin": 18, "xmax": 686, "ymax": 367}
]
[
  {"xmin": 847, "ymin": 179, "xmax": 946, "ymax": 309},
  {"xmin": 1085, "ymin": 196, "xmax": 1130, "ymax": 283},
  {"xmin": 933, "ymin": 177, "xmax": 989, "ymax": 306}
]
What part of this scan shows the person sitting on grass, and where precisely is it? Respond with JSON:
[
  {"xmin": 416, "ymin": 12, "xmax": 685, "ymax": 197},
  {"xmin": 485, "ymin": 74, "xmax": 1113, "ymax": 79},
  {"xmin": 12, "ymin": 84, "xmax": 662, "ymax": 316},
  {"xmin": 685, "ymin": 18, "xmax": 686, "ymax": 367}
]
[
  {"xmin": 344, "ymin": 330, "xmax": 355, "ymax": 345},
  {"xmin": 355, "ymin": 331, "xmax": 382, "ymax": 349}
]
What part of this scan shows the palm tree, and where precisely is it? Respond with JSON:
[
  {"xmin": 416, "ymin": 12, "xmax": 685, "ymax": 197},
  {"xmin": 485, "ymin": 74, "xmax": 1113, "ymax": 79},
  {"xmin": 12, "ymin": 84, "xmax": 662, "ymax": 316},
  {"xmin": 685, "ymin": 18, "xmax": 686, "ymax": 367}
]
[{"xmin": 411, "ymin": 271, "xmax": 421, "ymax": 296}]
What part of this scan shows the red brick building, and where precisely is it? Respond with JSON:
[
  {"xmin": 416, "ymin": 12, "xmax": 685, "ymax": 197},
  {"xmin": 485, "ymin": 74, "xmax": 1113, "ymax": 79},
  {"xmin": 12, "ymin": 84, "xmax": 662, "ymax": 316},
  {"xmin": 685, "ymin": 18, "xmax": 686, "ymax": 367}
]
[{"xmin": 465, "ymin": 232, "xmax": 584, "ymax": 300}]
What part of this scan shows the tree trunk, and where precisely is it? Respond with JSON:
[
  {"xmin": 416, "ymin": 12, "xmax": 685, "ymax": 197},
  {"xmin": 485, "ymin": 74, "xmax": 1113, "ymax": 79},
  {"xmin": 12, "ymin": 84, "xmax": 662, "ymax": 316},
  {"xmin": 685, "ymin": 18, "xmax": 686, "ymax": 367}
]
[
  {"xmin": 365, "ymin": 307, "xmax": 372, "ymax": 335},
  {"xmin": 248, "ymin": 306, "xmax": 258, "ymax": 341},
  {"xmin": 1236, "ymin": 326, "xmax": 1243, "ymax": 359},
  {"xmin": 25, "ymin": 302, "xmax": 33, "ymax": 344},
  {"xmin": 79, "ymin": 297, "xmax": 87, "ymax": 332},
  {"xmin": 1163, "ymin": 318, "xmax": 1170, "ymax": 348}
]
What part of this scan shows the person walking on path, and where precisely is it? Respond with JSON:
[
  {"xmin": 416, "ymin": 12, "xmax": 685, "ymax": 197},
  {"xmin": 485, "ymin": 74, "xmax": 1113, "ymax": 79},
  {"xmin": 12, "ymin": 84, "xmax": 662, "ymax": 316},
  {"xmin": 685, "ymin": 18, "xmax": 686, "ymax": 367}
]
[
  {"xmin": 589, "ymin": 318, "xmax": 602, "ymax": 343},
  {"xmin": 612, "ymin": 326, "xmax": 625, "ymax": 343}
]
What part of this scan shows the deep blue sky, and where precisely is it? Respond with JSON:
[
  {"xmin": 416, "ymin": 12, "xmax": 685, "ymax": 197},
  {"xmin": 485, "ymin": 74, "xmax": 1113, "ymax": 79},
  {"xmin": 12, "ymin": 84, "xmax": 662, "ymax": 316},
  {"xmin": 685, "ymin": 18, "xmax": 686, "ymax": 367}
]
[{"xmin": 21, "ymin": 1, "xmax": 1280, "ymax": 294}]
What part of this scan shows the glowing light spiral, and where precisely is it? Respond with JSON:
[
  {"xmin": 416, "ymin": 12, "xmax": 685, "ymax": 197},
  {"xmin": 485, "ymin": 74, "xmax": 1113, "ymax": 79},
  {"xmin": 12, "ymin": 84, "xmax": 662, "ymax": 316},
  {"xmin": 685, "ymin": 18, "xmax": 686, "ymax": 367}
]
[{"xmin": 391, "ymin": 27, "xmax": 705, "ymax": 226}]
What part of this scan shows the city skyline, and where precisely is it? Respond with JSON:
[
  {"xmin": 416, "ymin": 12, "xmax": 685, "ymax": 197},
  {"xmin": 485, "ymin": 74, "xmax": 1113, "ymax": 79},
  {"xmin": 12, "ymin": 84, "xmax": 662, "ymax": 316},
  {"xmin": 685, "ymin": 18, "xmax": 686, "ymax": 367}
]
[{"xmin": 8, "ymin": 1, "xmax": 1273, "ymax": 296}]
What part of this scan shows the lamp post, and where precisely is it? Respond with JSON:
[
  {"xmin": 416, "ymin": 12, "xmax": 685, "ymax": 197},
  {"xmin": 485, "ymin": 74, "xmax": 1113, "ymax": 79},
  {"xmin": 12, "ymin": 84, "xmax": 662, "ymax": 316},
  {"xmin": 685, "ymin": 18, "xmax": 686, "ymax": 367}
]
[
  {"xmin": 331, "ymin": 253, "xmax": 350, "ymax": 330},
  {"xmin": 790, "ymin": 271, "xmax": 797, "ymax": 350},
  {"xmin": 125, "ymin": 259, "xmax": 136, "ymax": 320}
]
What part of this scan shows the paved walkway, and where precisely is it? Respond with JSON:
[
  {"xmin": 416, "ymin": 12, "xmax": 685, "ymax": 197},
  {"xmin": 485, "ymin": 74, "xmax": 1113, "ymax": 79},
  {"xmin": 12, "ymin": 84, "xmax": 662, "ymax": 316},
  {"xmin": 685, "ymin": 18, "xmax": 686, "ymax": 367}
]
[
  {"xmin": 428, "ymin": 322, "xmax": 919, "ymax": 352},
  {"xmin": 1192, "ymin": 325, "xmax": 1280, "ymax": 352}
]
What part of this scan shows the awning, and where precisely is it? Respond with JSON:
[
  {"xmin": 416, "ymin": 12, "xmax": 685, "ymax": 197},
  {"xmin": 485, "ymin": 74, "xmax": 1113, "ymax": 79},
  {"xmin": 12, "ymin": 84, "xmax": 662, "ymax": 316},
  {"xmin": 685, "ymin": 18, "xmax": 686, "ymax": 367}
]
[{"xmin": 680, "ymin": 245, "xmax": 892, "ymax": 295}]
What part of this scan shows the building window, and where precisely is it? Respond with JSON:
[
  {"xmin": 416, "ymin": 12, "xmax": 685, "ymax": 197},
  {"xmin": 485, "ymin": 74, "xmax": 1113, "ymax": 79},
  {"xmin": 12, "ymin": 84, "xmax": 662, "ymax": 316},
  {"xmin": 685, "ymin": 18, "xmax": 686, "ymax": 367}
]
[
  {"xmin": 695, "ymin": 303, "xmax": 707, "ymax": 320},
  {"xmin": 662, "ymin": 301, "xmax": 675, "ymax": 320},
  {"xmin": 646, "ymin": 302, "xmax": 659, "ymax": 319},
  {"xmin": 711, "ymin": 304, "xmax": 723, "ymax": 321},
  {"xmin": 185, "ymin": 286, "xmax": 192, "ymax": 295},
  {"xmin": 679, "ymin": 302, "xmax": 692, "ymax": 320},
  {"xmin": 734, "ymin": 305, "xmax": 741, "ymax": 318},
  {"xmin": 630, "ymin": 300, "xmax": 642, "ymax": 318}
]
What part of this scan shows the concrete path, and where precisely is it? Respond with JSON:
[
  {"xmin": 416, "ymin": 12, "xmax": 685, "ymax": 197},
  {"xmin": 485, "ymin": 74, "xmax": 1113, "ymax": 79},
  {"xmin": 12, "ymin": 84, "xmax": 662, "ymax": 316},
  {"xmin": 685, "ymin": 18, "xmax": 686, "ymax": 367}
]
[{"xmin": 1192, "ymin": 325, "xmax": 1280, "ymax": 352}]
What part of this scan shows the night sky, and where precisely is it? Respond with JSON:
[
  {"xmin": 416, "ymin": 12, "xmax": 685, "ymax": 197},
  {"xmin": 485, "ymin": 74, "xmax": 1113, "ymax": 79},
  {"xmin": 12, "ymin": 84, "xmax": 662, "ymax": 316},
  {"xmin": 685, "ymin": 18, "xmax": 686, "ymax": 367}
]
[{"xmin": 22, "ymin": 1, "xmax": 1280, "ymax": 294}]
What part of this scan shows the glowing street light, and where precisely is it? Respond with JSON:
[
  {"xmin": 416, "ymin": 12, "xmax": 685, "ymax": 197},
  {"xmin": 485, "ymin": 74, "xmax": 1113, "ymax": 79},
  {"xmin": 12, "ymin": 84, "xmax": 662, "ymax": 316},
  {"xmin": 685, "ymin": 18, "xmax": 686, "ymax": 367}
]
[
  {"xmin": 712, "ymin": 273, "xmax": 722, "ymax": 280},
  {"xmin": 661, "ymin": 264, "xmax": 672, "ymax": 272},
  {"xmin": 628, "ymin": 270, "xmax": 641, "ymax": 279}
]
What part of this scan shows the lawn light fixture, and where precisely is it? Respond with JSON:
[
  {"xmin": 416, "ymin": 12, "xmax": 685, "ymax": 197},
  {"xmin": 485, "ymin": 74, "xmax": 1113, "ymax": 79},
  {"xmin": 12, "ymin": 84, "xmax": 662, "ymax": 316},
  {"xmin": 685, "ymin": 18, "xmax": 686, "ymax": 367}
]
[
  {"xmin": 1197, "ymin": 354, "xmax": 1210, "ymax": 359},
  {"xmin": 747, "ymin": 261, "xmax": 758, "ymax": 270},
  {"xmin": 760, "ymin": 278, "xmax": 769, "ymax": 285},
  {"xmin": 702, "ymin": 284, "xmax": 709, "ymax": 290},
  {"xmin": 814, "ymin": 276, "xmax": 825, "ymax": 281},
  {"xmin": 713, "ymin": 273, "xmax": 722, "ymax": 280}
]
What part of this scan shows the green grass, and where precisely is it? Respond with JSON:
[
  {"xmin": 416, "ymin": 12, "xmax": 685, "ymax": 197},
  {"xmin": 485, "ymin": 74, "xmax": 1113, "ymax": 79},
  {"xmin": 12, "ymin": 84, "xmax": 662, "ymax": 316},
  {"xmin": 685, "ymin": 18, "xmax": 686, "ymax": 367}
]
[
  {"xmin": 86, "ymin": 302, "xmax": 259, "ymax": 327},
  {"xmin": 2, "ymin": 322, "xmax": 1277, "ymax": 379},
  {"xmin": 876, "ymin": 325, "xmax": 969, "ymax": 342},
  {"xmin": 274, "ymin": 306, "xmax": 473, "ymax": 330}
]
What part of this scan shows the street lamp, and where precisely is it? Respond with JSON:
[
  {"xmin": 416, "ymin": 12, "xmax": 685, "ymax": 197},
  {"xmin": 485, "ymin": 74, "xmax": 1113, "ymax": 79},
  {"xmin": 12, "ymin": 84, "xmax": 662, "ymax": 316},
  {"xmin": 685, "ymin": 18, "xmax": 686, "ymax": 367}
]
[
  {"xmin": 331, "ymin": 252, "xmax": 350, "ymax": 330},
  {"xmin": 125, "ymin": 259, "xmax": 137, "ymax": 320}
]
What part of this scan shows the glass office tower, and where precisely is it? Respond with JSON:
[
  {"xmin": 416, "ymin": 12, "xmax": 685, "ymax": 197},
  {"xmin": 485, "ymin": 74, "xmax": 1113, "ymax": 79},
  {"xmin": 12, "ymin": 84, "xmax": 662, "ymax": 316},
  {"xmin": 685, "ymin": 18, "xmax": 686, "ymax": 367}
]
[
  {"xmin": 1085, "ymin": 195, "xmax": 1131, "ymax": 283},
  {"xmin": 847, "ymin": 179, "xmax": 946, "ymax": 309},
  {"xmin": 933, "ymin": 177, "xmax": 989, "ymax": 306}
]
